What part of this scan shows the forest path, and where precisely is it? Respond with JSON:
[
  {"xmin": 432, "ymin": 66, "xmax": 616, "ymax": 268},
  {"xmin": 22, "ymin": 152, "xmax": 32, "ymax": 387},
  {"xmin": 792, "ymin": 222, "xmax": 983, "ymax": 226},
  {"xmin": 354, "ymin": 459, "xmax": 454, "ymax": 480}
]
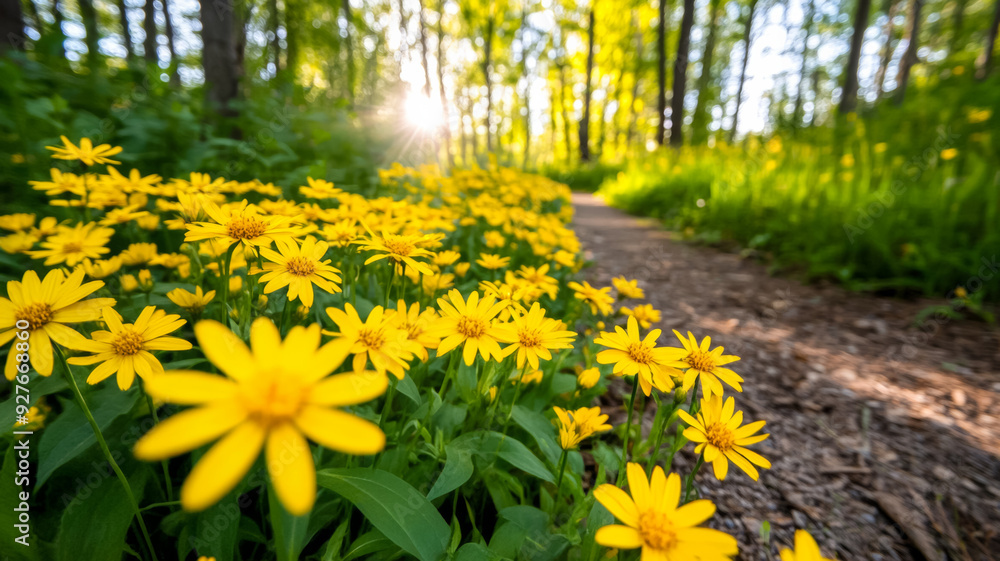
[{"xmin": 570, "ymin": 192, "xmax": 1000, "ymax": 561}]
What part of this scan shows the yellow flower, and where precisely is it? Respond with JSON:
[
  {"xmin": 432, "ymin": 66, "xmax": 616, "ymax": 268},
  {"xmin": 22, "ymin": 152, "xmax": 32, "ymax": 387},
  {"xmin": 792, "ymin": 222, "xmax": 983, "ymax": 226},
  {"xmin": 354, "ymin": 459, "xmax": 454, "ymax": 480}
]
[
  {"xmin": 133, "ymin": 318, "xmax": 388, "ymax": 515},
  {"xmin": 320, "ymin": 219, "xmax": 360, "ymax": 248},
  {"xmin": 779, "ymin": 530, "xmax": 834, "ymax": 561},
  {"xmin": 612, "ymin": 276, "xmax": 644, "ymax": 299},
  {"xmin": 386, "ymin": 300, "xmax": 441, "ymax": 361},
  {"xmin": 68, "ymin": 306, "xmax": 192, "ymax": 390},
  {"xmin": 185, "ymin": 200, "xmax": 302, "ymax": 250},
  {"xmin": 80, "ymin": 257, "xmax": 124, "ymax": 279},
  {"xmin": 167, "ymin": 286, "xmax": 216, "ymax": 315},
  {"xmin": 619, "ymin": 304, "xmax": 661, "ymax": 329},
  {"xmin": 484, "ymin": 230, "xmax": 506, "ymax": 248},
  {"xmin": 15, "ymin": 401, "xmax": 48, "ymax": 432},
  {"xmin": 568, "ymin": 281, "xmax": 614, "ymax": 316},
  {"xmin": 421, "ymin": 272, "xmax": 455, "ymax": 295},
  {"xmin": 594, "ymin": 316, "xmax": 685, "ymax": 396},
  {"xmin": 30, "ymin": 168, "xmax": 84, "ymax": 196},
  {"xmin": 0, "ymin": 269, "xmax": 115, "ymax": 378},
  {"xmin": 119, "ymin": 242, "xmax": 159, "ymax": 266},
  {"xmin": 940, "ymin": 148, "xmax": 959, "ymax": 161},
  {"xmin": 0, "ymin": 232, "xmax": 36, "ymax": 253},
  {"xmin": 355, "ymin": 224, "xmax": 435, "ymax": 275},
  {"xmin": 577, "ymin": 367, "xmax": 601, "ymax": 389},
  {"xmin": 553, "ymin": 250, "xmax": 577, "ymax": 269},
  {"xmin": 511, "ymin": 369, "xmax": 543, "ymax": 384},
  {"xmin": 954, "ymin": 286, "xmax": 968, "ymax": 299},
  {"xmin": 454, "ymin": 262, "xmax": 471, "ymax": 277},
  {"xmin": 99, "ymin": 205, "xmax": 151, "ymax": 227},
  {"xmin": 968, "ymin": 108, "xmax": 992, "ymax": 123},
  {"xmin": 0, "ymin": 213, "xmax": 35, "ymax": 232},
  {"xmin": 120, "ymin": 274, "xmax": 140, "ymax": 293},
  {"xmin": 515, "ymin": 264, "xmax": 559, "ymax": 299},
  {"xmin": 671, "ymin": 331, "xmax": 743, "ymax": 398},
  {"xmin": 873, "ymin": 142, "xmax": 888, "ymax": 154},
  {"xmin": 136, "ymin": 269, "xmax": 154, "ymax": 291},
  {"xmin": 29, "ymin": 222, "xmax": 114, "ymax": 266},
  {"xmin": 433, "ymin": 249, "xmax": 462, "ymax": 267},
  {"xmin": 434, "ymin": 289, "xmax": 507, "ymax": 365},
  {"xmin": 46, "ymin": 136, "xmax": 123, "ymax": 166},
  {"xmin": 299, "ymin": 177, "xmax": 342, "ymax": 199},
  {"xmin": 553, "ymin": 406, "xmax": 611, "ymax": 449},
  {"xmin": 323, "ymin": 304, "xmax": 412, "ymax": 379},
  {"xmin": 136, "ymin": 214, "xmax": 161, "ymax": 230},
  {"xmin": 593, "ymin": 463, "xmax": 738, "ymax": 559},
  {"xmin": 256, "ymin": 237, "xmax": 342, "ymax": 308},
  {"xmin": 475, "ymin": 253, "xmax": 510, "ymax": 270},
  {"xmin": 494, "ymin": 302, "xmax": 576, "ymax": 370},
  {"xmin": 678, "ymin": 395, "xmax": 770, "ymax": 481}
]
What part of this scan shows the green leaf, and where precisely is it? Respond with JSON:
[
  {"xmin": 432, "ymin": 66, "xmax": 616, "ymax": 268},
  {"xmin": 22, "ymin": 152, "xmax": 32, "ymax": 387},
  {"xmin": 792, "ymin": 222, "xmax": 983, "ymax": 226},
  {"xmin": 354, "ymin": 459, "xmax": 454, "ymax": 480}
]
[
  {"xmin": 426, "ymin": 437, "xmax": 476, "ymax": 501},
  {"xmin": 343, "ymin": 530, "xmax": 399, "ymax": 561},
  {"xmin": 511, "ymin": 405, "xmax": 561, "ymax": 465},
  {"xmin": 320, "ymin": 520, "xmax": 350, "ymax": 561},
  {"xmin": 455, "ymin": 542, "xmax": 494, "ymax": 561},
  {"xmin": 456, "ymin": 360, "xmax": 478, "ymax": 403},
  {"xmin": 317, "ymin": 468, "xmax": 450, "ymax": 561},
  {"xmin": 0, "ymin": 445, "xmax": 42, "ymax": 561},
  {"xmin": 268, "ymin": 483, "xmax": 310, "ymax": 561},
  {"xmin": 426, "ymin": 431, "xmax": 553, "ymax": 501},
  {"xmin": 56, "ymin": 463, "xmax": 149, "ymax": 561},
  {"xmin": 396, "ymin": 374, "xmax": 422, "ymax": 405},
  {"xmin": 36, "ymin": 384, "xmax": 141, "ymax": 488}
]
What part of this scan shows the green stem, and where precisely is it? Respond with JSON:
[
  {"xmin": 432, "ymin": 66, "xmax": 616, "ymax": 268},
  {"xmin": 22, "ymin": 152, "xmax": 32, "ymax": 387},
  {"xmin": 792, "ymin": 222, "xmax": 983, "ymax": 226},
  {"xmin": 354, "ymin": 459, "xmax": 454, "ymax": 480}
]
[
  {"xmin": 645, "ymin": 397, "xmax": 674, "ymax": 475},
  {"xmin": 139, "ymin": 500, "xmax": 181, "ymax": 512},
  {"xmin": 220, "ymin": 244, "xmax": 236, "ymax": 322},
  {"xmin": 682, "ymin": 456, "xmax": 705, "ymax": 504},
  {"xmin": 380, "ymin": 377, "xmax": 397, "ymax": 430},
  {"xmin": 385, "ymin": 263, "xmax": 396, "ymax": 309},
  {"xmin": 553, "ymin": 449, "xmax": 569, "ymax": 504},
  {"xmin": 500, "ymin": 366, "xmax": 526, "ymax": 436},
  {"xmin": 56, "ymin": 348, "xmax": 159, "ymax": 561},
  {"xmin": 616, "ymin": 378, "xmax": 640, "ymax": 485},
  {"xmin": 142, "ymin": 388, "xmax": 174, "ymax": 503}
]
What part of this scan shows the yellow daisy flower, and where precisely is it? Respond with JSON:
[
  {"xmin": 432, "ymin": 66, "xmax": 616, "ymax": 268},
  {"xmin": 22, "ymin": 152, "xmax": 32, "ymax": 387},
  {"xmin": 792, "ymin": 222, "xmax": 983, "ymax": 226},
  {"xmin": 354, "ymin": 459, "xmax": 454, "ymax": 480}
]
[
  {"xmin": 323, "ymin": 304, "xmax": 412, "ymax": 379},
  {"xmin": 594, "ymin": 316, "xmax": 685, "ymax": 396},
  {"xmin": 671, "ymin": 331, "xmax": 743, "ymax": 398},
  {"xmin": 119, "ymin": 242, "xmax": 160, "ymax": 266},
  {"xmin": 434, "ymin": 289, "xmax": 508, "ymax": 366},
  {"xmin": 256, "ymin": 236, "xmax": 342, "ymax": 308},
  {"xmin": 133, "ymin": 318, "xmax": 388, "ymax": 515},
  {"xmin": 29, "ymin": 222, "xmax": 115, "ymax": 266},
  {"xmin": 612, "ymin": 276, "xmax": 645, "ymax": 299},
  {"xmin": 475, "ymin": 253, "xmax": 510, "ymax": 270},
  {"xmin": 619, "ymin": 304, "xmax": 662, "ymax": 329},
  {"xmin": 779, "ymin": 530, "xmax": 834, "ymax": 561},
  {"xmin": 678, "ymin": 395, "xmax": 771, "ymax": 481},
  {"xmin": 0, "ymin": 213, "xmax": 35, "ymax": 232},
  {"xmin": 568, "ymin": 281, "xmax": 615, "ymax": 316},
  {"xmin": 553, "ymin": 406, "xmax": 611, "ymax": 450},
  {"xmin": 386, "ymin": 300, "xmax": 441, "ymax": 361},
  {"xmin": 46, "ymin": 136, "xmax": 123, "ymax": 166},
  {"xmin": 167, "ymin": 286, "xmax": 216, "ymax": 316},
  {"xmin": 0, "ymin": 269, "xmax": 115, "ymax": 379},
  {"xmin": 79, "ymin": 257, "xmax": 124, "ymax": 279},
  {"xmin": 432, "ymin": 249, "xmax": 462, "ymax": 267},
  {"xmin": 68, "ymin": 306, "xmax": 192, "ymax": 390},
  {"xmin": 184, "ymin": 200, "xmax": 302, "ymax": 250},
  {"xmin": 0, "ymin": 232, "xmax": 36, "ymax": 253},
  {"xmin": 593, "ymin": 463, "xmax": 738, "ymax": 559},
  {"xmin": 354, "ymin": 224, "xmax": 435, "ymax": 275},
  {"xmin": 577, "ymin": 367, "xmax": 601, "ymax": 389},
  {"xmin": 494, "ymin": 302, "xmax": 576, "ymax": 370}
]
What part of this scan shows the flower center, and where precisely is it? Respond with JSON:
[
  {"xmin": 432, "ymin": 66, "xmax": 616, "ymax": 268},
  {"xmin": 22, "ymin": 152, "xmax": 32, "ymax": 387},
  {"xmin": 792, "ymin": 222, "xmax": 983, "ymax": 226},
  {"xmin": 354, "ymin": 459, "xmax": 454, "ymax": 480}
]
[
  {"xmin": 637, "ymin": 511, "xmax": 678, "ymax": 551},
  {"xmin": 112, "ymin": 329, "xmax": 144, "ymax": 356},
  {"xmin": 686, "ymin": 350, "xmax": 715, "ymax": 372},
  {"xmin": 62, "ymin": 241, "xmax": 83, "ymax": 253},
  {"xmin": 383, "ymin": 237, "xmax": 415, "ymax": 257},
  {"xmin": 242, "ymin": 374, "xmax": 305, "ymax": 427},
  {"xmin": 626, "ymin": 342, "xmax": 652, "ymax": 365},
  {"xmin": 226, "ymin": 216, "xmax": 268, "ymax": 240},
  {"xmin": 706, "ymin": 422, "xmax": 735, "ymax": 452},
  {"xmin": 358, "ymin": 327, "xmax": 387, "ymax": 350},
  {"xmin": 15, "ymin": 303, "xmax": 53, "ymax": 328},
  {"xmin": 286, "ymin": 256, "xmax": 316, "ymax": 276},
  {"xmin": 517, "ymin": 328, "xmax": 543, "ymax": 349},
  {"xmin": 457, "ymin": 316, "xmax": 487, "ymax": 338}
]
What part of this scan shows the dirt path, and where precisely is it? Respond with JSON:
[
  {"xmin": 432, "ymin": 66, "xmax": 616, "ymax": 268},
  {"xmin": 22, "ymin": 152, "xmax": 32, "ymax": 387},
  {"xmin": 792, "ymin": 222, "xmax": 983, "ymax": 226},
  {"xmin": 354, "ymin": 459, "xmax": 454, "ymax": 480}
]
[{"xmin": 570, "ymin": 193, "xmax": 1000, "ymax": 561}]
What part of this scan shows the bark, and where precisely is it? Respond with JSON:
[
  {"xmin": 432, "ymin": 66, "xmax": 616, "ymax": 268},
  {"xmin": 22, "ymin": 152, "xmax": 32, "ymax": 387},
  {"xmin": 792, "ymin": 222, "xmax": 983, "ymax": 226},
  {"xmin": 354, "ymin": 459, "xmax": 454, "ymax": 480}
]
[
  {"xmin": 874, "ymin": 0, "xmax": 899, "ymax": 100},
  {"xmin": 201, "ymin": 0, "xmax": 240, "ymax": 113},
  {"xmin": 793, "ymin": 0, "xmax": 815, "ymax": 126},
  {"xmin": 839, "ymin": 0, "xmax": 872, "ymax": 114},
  {"xmin": 163, "ymin": 0, "xmax": 178, "ymax": 83},
  {"xmin": 483, "ymin": 17, "xmax": 495, "ymax": 153},
  {"xmin": 52, "ymin": 0, "xmax": 65, "ymax": 56},
  {"xmin": 116, "ymin": 0, "xmax": 134, "ymax": 59},
  {"xmin": 691, "ymin": 0, "xmax": 723, "ymax": 144},
  {"xmin": 268, "ymin": 0, "xmax": 282, "ymax": 72},
  {"xmin": 894, "ymin": 0, "xmax": 922, "ymax": 101},
  {"xmin": 0, "ymin": 0, "xmax": 25, "ymax": 52},
  {"xmin": 729, "ymin": 0, "xmax": 757, "ymax": 142},
  {"xmin": 437, "ymin": 0, "xmax": 453, "ymax": 167},
  {"xmin": 949, "ymin": 0, "xmax": 967, "ymax": 54},
  {"xmin": 143, "ymin": 0, "xmax": 157, "ymax": 63},
  {"xmin": 417, "ymin": 0, "xmax": 432, "ymax": 98},
  {"xmin": 626, "ymin": 11, "xmax": 643, "ymax": 152},
  {"xmin": 519, "ymin": 8, "xmax": 531, "ymax": 169},
  {"xmin": 285, "ymin": 0, "xmax": 298, "ymax": 81},
  {"xmin": 578, "ymin": 4, "xmax": 595, "ymax": 162},
  {"xmin": 343, "ymin": 0, "xmax": 355, "ymax": 101},
  {"xmin": 559, "ymin": 64, "xmax": 571, "ymax": 164},
  {"xmin": 670, "ymin": 0, "xmax": 695, "ymax": 147},
  {"xmin": 656, "ymin": 0, "xmax": 668, "ymax": 146},
  {"xmin": 975, "ymin": 0, "xmax": 1000, "ymax": 79},
  {"xmin": 79, "ymin": 0, "xmax": 101, "ymax": 67}
]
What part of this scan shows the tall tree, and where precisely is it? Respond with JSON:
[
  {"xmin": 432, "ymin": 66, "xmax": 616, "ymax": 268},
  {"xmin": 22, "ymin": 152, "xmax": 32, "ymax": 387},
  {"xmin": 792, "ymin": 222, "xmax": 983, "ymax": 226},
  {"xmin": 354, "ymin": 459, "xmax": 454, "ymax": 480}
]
[
  {"xmin": 0, "ymin": 0, "xmax": 25, "ymax": 52},
  {"xmin": 343, "ymin": 0, "xmax": 355, "ymax": 101},
  {"xmin": 52, "ymin": 0, "xmax": 66, "ymax": 56},
  {"xmin": 839, "ymin": 0, "xmax": 872, "ymax": 114},
  {"xmin": 558, "ymin": 63, "xmax": 572, "ymax": 163},
  {"xmin": 436, "ymin": 0, "xmax": 453, "ymax": 168},
  {"xmin": 874, "ymin": 0, "xmax": 899, "ymax": 99},
  {"xmin": 268, "ymin": 0, "xmax": 282, "ymax": 72},
  {"xmin": 656, "ymin": 0, "xmax": 669, "ymax": 146},
  {"xmin": 417, "ymin": 0, "xmax": 432, "ymax": 98},
  {"xmin": 163, "ymin": 0, "xmax": 178, "ymax": 83},
  {"xmin": 793, "ymin": 0, "xmax": 816, "ymax": 126},
  {"xmin": 79, "ymin": 0, "xmax": 101, "ymax": 67},
  {"xmin": 976, "ymin": 0, "xmax": 1000, "ymax": 79},
  {"xmin": 143, "ymin": 0, "xmax": 157, "ymax": 63},
  {"xmin": 894, "ymin": 0, "xmax": 922, "ymax": 101},
  {"xmin": 949, "ymin": 0, "xmax": 968, "ymax": 55},
  {"xmin": 116, "ymin": 0, "xmax": 135, "ymax": 60},
  {"xmin": 483, "ymin": 16, "xmax": 495, "ymax": 152},
  {"xmin": 691, "ymin": 0, "xmax": 724, "ymax": 144},
  {"xmin": 201, "ymin": 0, "xmax": 240, "ymax": 113},
  {"xmin": 670, "ymin": 0, "xmax": 695, "ymax": 146},
  {"xmin": 626, "ymin": 10, "xmax": 643, "ymax": 152},
  {"xmin": 578, "ymin": 2, "xmax": 596, "ymax": 162},
  {"xmin": 729, "ymin": 0, "xmax": 757, "ymax": 142},
  {"xmin": 518, "ymin": 6, "xmax": 532, "ymax": 169}
]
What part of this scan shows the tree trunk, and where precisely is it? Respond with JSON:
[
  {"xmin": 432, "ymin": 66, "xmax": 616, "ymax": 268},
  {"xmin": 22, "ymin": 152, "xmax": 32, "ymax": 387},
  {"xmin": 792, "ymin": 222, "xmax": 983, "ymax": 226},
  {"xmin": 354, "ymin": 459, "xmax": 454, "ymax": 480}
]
[
  {"xmin": 519, "ymin": 8, "xmax": 531, "ymax": 169},
  {"xmin": 559, "ymin": 64, "xmax": 572, "ymax": 164},
  {"xmin": 163, "ymin": 0, "xmax": 178, "ymax": 83},
  {"xmin": 976, "ymin": 0, "xmax": 1000, "ymax": 79},
  {"xmin": 201, "ymin": 0, "xmax": 240, "ymax": 113},
  {"xmin": 116, "ymin": 0, "xmax": 134, "ymax": 60},
  {"xmin": 143, "ymin": 0, "xmax": 157, "ymax": 63},
  {"xmin": 949, "ymin": 0, "xmax": 967, "ymax": 55},
  {"xmin": 52, "ymin": 0, "xmax": 65, "ymax": 56},
  {"xmin": 839, "ymin": 0, "xmax": 872, "ymax": 114},
  {"xmin": 656, "ymin": 0, "xmax": 668, "ymax": 146},
  {"xmin": 729, "ymin": 0, "xmax": 757, "ymax": 142},
  {"xmin": 874, "ymin": 0, "xmax": 899, "ymax": 99},
  {"xmin": 549, "ymin": 86, "xmax": 558, "ymax": 164},
  {"xmin": 483, "ymin": 17, "xmax": 495, "ymax": 153},
  {"xmin": 670, "ymin": 0, "xmax": 695, "ymax": 147},
  {"xmin": 343, "ymin": 0, "xmax": 355, "ymax": 101},
  {"xmin": 691, "ymin": 0, "xmax": 722, "ymax": 144},
  {"xmin": 627, "ymin": 10, "xmax": 643, "ymax": 152},
  {"xmin": 268, "ymin": 0, "xmax": 282, "ymax": 73},
  {"xmin": 579, "ymin": 4, "xmax": 595, "ymax": 162},
  {"xmin": 793, "ymin": 0, "xmax": 815, "ymax": 126},
  {"xmin": 437, "ymin": 0, "xmax": 453, "ymax": 168},
  {"xmin": 0, "ymin": 0, "xmax": 26, "ymax": 52},
  {"xmin": 79, "ymin": 0, "xmax": 101, "ymax": 67},
  {"xmin": 417, "ymin": 0, "xmax": 432, "ymax": 98},
  {"xmin": 894, "ymin": 0, "xmax": 922, "ymax": 101},
  {"xmin": 285, "ymin": 0, "xmax": 298, "ymax": 81}
]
